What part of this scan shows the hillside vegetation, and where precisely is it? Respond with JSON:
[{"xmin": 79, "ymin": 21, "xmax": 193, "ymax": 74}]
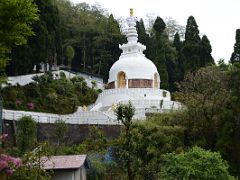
[{"xmin": 1, "ymin": 72, "xmax": 100, "ymax": 114}]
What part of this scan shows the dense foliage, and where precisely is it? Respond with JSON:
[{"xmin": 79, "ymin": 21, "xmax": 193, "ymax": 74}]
[
  {"xmin": 0, "ymin": 0, "xmax": 38, "ymax": 83},
  {"xmin": 159, "ymin": 147, "xmax": 234, "ymax": 180},
  {"xmin": 175, "ymin": 63, "xmax": 240, "ymax": 176},
  {"xmin": 1, "ymin": 72, "xmax": 100, "ymax": 114},
  {"xmin": 115, "ymin": 112, "xmax": 184, "ymax": 179},
  {"xmin": 16, "ymin": 116, "xmax": 37, "ymax": 153}
]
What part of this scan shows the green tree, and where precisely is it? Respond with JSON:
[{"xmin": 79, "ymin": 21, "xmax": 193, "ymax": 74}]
[
  {"xmin": 65, "ymin": 45, "xmax": 75, "ymax": 68},
  {"xmin": 230, "ymin": 29, "xmax": 240, "ymax": 63},
  {"xmin": 152, "ymin": 17, "xmax": 169, "ymax": 89},
  {"xmin": 176, "ymin": 66, "xmax": 228, "ymax": 149},
  {"xmin": 173, "ymin": 32, "xmax": 184, "ymax": 83},
  {"xmin": 165, "ymin": 43, "xmax": 178, "ymax": 91},
  {"xmin": 217, "ymin": 59, "xmax": 230, "ymax": 71},
  {"xmin": 54, "ymin": 119, "xmax": 69, "ymax": 146},
  {"xmin": 115, "ymin": 102, "xmax": 135, "ymax": 180},
  {"xmin": 151, "ymin": 16, "xmax": 178, "ymax": 91},
  {"xmin": 0, "ymin": 0, "xmax": 38, "ymax": 81},
  {"xmin": 182, "ymin": 16, "xmax": 201, "ymax": 72},
  {"xmin": 136, "ymin": 19, "xmax": 147, "ymax": 44},
  {"xmin": 136, "ymin": 18, "xmax": 152, "ymax": 58},
  {"xmin": 129, "ymin": 113, "xmax": 184, "ymax": 179},
  {"xmin": 200, "ymin": 35, "xmax": 214, "ymax": 67},
  {"xmin": 159, "ymin": 147, "xmax": 234, "ymax": 180},
  {"xmin": 16, "ymin": 116, "xmax": 37, "ymax": 153},
  {"xmin": 71, "ymin": 76, "xmax": 87, "ymax": 94},
  {"xmin": 173, "ymin": 32, "xmax": 182, "ymax": 51},
  {"xmin": 217, "ymin": 62, "xmax": 240, "ymax": 176},
  {"xmin": 153, "ymin": 17, "xmax": 166, "ymax": 35},
  {"xmin": 218, "ymin": 59, "xmax": 229, "ymax": 71}
]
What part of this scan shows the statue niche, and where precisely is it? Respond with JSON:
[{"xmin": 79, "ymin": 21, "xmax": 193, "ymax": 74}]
[{"xmin": 118, "ymin": 71, "xmax": 126, "ymax": 88}]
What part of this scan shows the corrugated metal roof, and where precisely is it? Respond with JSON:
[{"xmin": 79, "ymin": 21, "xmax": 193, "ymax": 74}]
[{"xmin": 41, "ymin": 155, "xmax": 88, "ymax": 170}]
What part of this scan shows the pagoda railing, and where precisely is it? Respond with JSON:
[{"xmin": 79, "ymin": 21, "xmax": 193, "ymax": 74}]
[{"xmin": 97, "ymin": 88, "xmax": 171, "ymax": 100}]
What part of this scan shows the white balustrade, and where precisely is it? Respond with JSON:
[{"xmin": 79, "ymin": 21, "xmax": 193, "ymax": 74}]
[
  {"xmin": 2, "ymin": 108, "xmax": 118, "ymax": 125},
  {"xmin": 2, "ymin": 98, "xmax": 182, "ymax": 125},
  {"xmin": 97, "ymin": 88, "xmax": 171, "ymax": 102}
]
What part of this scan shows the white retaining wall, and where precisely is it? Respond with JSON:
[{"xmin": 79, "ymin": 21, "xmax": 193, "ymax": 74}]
[{"xmin": 5, "ymin": 70, "xmax": 104, "ymax": 90}]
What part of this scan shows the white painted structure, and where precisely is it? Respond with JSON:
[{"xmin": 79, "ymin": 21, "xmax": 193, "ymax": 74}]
[
  {"xmin": 90, "ymin": 9, "xmax": 177, "ymax": 112},
  {"xmin": 2, "ymin": 9, "xmax": 181, "ymax": 125},
  {"xmin": 108, "ymin": 14, "xmax": 160, "ymax": 88},
  {"xmin": 108, "ymin": 48, "xmax": 158, "ymax": 84}
]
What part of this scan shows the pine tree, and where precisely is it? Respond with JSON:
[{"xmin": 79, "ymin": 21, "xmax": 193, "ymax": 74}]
[
  {"xmin": 152, "ymin": 17, "xmax": 169, "ymax": 89},
  {"xmin": 182, "ymin": 16, "xmax": 201, "ymax": 72},
  {"xmin": 136, "ymin": 18, "xmax": 151, "ymax": 58},
  {"xmin": 200, "ymin": 35, "xmax": 214, "ymax": 67},
  {"xmin": 173, "ymin": 32, "xmax": 182, "ymax": 52},
  {"xmin": 153, "ymin": 17, "xmax": 166, "ymax": 36},
  {"xmin": 230, "ymin": 29, "xmax": 240, "ymax": 63},
  {"xmin": 173, "ymin": 32, "xmax": 184, "ymax": 83},
  {"xmin": 165, "ymin": 34, "xmax": 177, "ymax": 92},
  {"xmin": 185, "ymin": 16, "xmax": 201, "ymax": 42},
  {"xmin": 136, "ymin": 19, "xmax": 147, "ymax": 44}
]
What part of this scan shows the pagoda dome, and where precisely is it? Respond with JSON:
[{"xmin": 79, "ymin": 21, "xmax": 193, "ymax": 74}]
[{"xmin": 108, "ymin": 52, "xmax": 159, "ymax": 85}]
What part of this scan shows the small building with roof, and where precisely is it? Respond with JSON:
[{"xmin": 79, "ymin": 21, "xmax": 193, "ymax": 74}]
[{"xmin": 41, "ymin": 155, "xmax": 90, "ymax": 180}]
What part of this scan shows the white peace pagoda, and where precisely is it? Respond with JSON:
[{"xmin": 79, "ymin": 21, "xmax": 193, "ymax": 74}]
[{"xmin": 88, "ymin": 9, "xmax": 181, "ymax": 118}]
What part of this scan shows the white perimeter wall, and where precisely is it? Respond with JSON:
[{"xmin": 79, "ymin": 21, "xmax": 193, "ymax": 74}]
[{"xmin": 5, "ymin": 70, "xmax": 104, "ymax": 90}]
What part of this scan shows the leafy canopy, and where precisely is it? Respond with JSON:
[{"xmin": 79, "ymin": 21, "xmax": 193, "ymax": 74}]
[
  {"xmin": 0, "ymin": 0, "xmax": 39, "ymax": 56},
  {"xmin": 159, "ymin": 146, "xmax": 234, "ymax": 180}
]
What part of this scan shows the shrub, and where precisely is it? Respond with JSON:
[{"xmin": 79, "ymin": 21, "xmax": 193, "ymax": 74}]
[{"xmin": 16, "ymin": 116, "xmax": 37, "ymax": 153}]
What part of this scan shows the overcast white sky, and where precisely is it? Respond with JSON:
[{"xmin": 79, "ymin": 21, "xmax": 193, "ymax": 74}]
[{"xmin": 71, "ymin": 0, "xmax": 240, "ymax": 63}]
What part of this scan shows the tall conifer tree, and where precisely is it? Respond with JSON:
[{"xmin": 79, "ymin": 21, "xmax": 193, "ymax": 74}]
[
  {"xmin": 173, "ymin": 32, "xmax": 184, "ymax": 83},
  {"xmin": 136, "ymin": 18, "xmax": 151, "ymax": 58},
  {"xmin": 173, "ymin": 32, "xmax": 182, "ymax": 52},
  {"xmin": 136, "ymin": 19, "xmax": 147, "ymax": 45},
  {"xmin": 182, "ymin": 16, "xmax": 201, "ymax": 72},
  {"xmin": 152, "ymin": 17, "xmax": 169, "ymax": 89},
  {"xmin": 200, "ymin": 35, "xmax": 214, "ymax": 67},
  {"xmin": 230, "ymin": 29, "xmax": 240, "ymax": 63}
]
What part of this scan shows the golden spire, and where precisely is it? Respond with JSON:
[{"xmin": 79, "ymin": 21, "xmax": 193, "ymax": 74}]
[{"xmin": 130, "ymin": 8, "xmax": 134, "ymax": 17}]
